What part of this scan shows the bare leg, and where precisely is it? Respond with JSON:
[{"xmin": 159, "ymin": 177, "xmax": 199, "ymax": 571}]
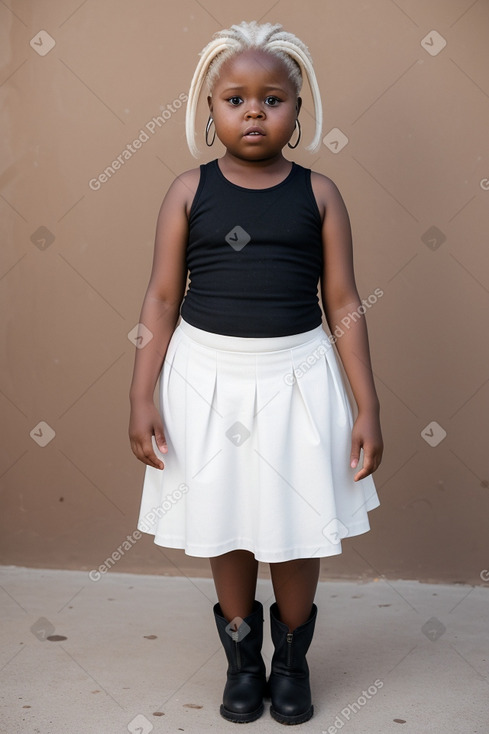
[
  {"xmin": 269, "ymin": 558, "xmax": 320, "ymax": 630},
  {"xmin": 210, "ymin": 550, "xmax": 259, "ymax": 622}
]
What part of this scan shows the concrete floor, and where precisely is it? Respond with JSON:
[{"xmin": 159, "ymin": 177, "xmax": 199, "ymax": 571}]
[{"xmin": 0, "ymin": 566, "xmax": 488, "ymax": 734}]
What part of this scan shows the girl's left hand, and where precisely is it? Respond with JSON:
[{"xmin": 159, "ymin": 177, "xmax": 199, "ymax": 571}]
[{"xmin": 349, "ymin": 411, "xmax": 383, "ymax": 481}]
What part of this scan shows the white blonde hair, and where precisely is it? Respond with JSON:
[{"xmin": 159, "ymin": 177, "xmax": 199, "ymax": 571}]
[{"xmin": 185, "ymin": 20, "xmax": 323, "ymax": 157}]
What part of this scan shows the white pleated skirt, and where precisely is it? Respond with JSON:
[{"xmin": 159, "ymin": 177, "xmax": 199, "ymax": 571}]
[{"xmin": 137, "ymin": 317, "xmax": 380, "ymax": 563}]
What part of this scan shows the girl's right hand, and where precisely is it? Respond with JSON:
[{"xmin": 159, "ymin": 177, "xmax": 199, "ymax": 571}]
[{"xmin": 129, "ymin": 400, "xmax": 167, "ymax": 470}]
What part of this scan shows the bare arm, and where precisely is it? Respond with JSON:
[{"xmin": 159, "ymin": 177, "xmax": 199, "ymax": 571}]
[
  {"xmin": 128, "ymin": 169, "xmax": 199, "ymax": 469},
  {"xmin": 312, "ymin": 173, "xmax": 383, "ymax": 481}
]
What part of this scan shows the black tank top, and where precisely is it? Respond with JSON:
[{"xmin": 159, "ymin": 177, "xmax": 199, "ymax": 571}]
[{"xmin": 180, "ymin": 158, "xmax": 324, "ymax": 337}]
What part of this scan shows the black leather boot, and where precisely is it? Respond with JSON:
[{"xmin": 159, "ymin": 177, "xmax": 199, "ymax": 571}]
[
  {"xmin": 268, "ymin": 602, "xmax": 318, "ymax": 725},
  {"xmin": 213, "ymin": 599, "xmax": 268, "ymax": 723}
]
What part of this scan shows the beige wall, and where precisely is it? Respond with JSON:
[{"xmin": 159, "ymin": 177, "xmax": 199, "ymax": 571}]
[{"xmin": 1, "ymin": 0, "xmax": 488, "ymax": 585}]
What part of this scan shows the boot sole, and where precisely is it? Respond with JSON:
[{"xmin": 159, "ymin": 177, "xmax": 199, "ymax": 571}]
[
  {"xmin": 270, "ymin": 703, "xmax": 314, "ymax": 725},
  {"xmin": 220, "ymin": 702, "xmax": 264, "ymax": 723}
]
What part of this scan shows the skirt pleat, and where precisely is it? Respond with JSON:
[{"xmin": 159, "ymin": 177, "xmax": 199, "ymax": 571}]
[{"xmin": 137, "ymin": 318, "xmax": 380, "ymax": 562}]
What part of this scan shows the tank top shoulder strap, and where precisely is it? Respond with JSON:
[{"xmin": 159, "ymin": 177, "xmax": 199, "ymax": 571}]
[{"xmin": 188, "ymin": 162, "xmax": 211, "ymax": 221}]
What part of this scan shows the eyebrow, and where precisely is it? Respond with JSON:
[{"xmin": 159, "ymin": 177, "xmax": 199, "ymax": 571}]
[{"xmin": 219, "ymin": 84, "xmax": 289, "ymax": 93}]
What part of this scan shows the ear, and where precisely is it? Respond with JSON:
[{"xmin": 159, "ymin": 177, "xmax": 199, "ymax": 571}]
[
  {"xmin": 207, "ymin": 95, "xmax": 213, "ymax": 114},
  {"xmin": 296, "ymin": 96, "xmax": 303, "ymax": 116}
]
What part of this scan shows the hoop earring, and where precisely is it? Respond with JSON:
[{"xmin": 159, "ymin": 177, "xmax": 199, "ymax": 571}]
[
  {"xmin": 287, "ymin": 119, "xmax": 301, "ymax": 149},
  {"xmin": 205, "ymin": 116, "xmax": 216, "ymax": 146}
]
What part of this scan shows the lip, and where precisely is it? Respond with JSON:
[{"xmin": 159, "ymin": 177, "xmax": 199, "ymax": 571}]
[{"xmin": 243, "ymin": 127, "xmax": 265, "ymax": 137}]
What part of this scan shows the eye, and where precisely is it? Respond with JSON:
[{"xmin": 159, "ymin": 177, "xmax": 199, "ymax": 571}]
[
  {"xmin": 228, "ymin": 96, "xmax": 242, "ymax": 106},
  {"xmin": 265, "ymin": 96, "xmax": 281, "ymax": 106}
]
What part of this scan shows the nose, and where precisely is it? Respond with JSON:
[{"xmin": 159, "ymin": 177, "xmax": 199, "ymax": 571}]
[{"xmin": 245, "ymin": 102, "xmax": 265, "ymax": 119}]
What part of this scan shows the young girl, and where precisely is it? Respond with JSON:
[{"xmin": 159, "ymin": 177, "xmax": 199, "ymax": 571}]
[{"xmin": 129, "ymin": 20, "xmax": 383, "ymax": 726}]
